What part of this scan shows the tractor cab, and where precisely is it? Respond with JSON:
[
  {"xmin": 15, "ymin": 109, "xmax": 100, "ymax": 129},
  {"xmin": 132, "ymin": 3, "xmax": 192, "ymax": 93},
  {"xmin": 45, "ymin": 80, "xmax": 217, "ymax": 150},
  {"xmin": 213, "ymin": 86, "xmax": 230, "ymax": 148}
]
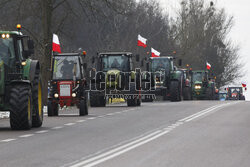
[
  {"xmin": 226, "ymin": 87, "xmax": 245, "ymax": 100},
  {"xmin": 146, "ymin": 57, "xmax": 173, "ymax": 88},
  {"xmin": 48, "ymin": 53, "xmax": 88, "ymax": 116},
  {"xmin": 97, "ymin": 52, "xmax": 132, "ymax": 72}
]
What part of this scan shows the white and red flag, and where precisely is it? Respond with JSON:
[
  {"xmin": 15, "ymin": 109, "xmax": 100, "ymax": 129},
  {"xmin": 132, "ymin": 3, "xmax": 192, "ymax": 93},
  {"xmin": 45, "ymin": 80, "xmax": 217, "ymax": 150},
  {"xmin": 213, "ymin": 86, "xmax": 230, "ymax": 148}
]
[
  {"xmin": 206, "ymin": 62, "xmax": 211, "ymax": 70},
  {"xmin": 242, "ymin": 81, "xmax": 247, "ymax": 87},
  {"xmin": 52, "ymin": 34, "xmax": 61, "ymax": 53},
  {"xmin": 151, "ymin": 48, "xmax": 160, "ymax": 57},
  {"xmin": 137, "ymin": 34, "xmax": 147, "ymax": 48}
]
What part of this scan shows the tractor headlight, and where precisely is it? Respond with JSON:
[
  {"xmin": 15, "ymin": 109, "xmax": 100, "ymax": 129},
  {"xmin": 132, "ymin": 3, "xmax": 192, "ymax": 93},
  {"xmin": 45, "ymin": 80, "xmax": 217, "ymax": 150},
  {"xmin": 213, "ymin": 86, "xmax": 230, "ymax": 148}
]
[
  {"xmin": 1, "ymin": 34, "xmax": 6, "ymax": 39},
  {"xmin": 54, "ymin": 93, "xmax": 59, "ymax": 98},
  {"xmin": 195, "ymin": 85, "xmax": 201, "ymax": 89},
  {"xmin": 72, "ymin": 93, "xmax": 76, "ymax": 97},
  {"xmin": 21, "ymin": 61, "xmax": 26, "ymax": 66}
]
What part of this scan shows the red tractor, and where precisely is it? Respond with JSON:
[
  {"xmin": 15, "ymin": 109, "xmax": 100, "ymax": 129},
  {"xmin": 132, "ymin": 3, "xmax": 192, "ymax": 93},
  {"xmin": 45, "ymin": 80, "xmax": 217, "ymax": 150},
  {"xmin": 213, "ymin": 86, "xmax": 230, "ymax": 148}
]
[{"xmin": 47, "ymin": 53, "xmax": 88, "ymax": 116}]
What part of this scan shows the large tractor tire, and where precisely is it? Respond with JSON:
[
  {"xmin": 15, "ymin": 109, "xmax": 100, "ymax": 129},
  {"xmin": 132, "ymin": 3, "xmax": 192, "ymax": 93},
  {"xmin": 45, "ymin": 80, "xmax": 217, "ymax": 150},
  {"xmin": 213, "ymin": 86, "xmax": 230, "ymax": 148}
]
[
  {"xmin": 79, "ymin": 99, "xmax": 88, "ymax": 116},
  {"xmin": 127, "ymin": 83, "xmax": 138, "ymax": 107},
  {"xmin": 163, "ymin": 88, "xmax": 168, "ymax": 101},
  {"xmin": 10, "ymin": 84, "xmax": 33, "ymax": 130},
  {"xmin": 47, "ymin": 100, "xmax": 59, "ymax": 116},
  {"xmin": 170, "ymin": 81, "xmax": 181, "ymax": 102},
  {"xmin": 32, "ymin": 75, "xmax": 43, "ymax": 127},
  {"xmin": 99, "ymin": 96, "xmax": 106, "ymax": 107},
  {"xmin": 183, "ymin": 87, "xmax": 191, "ymax": 100}
]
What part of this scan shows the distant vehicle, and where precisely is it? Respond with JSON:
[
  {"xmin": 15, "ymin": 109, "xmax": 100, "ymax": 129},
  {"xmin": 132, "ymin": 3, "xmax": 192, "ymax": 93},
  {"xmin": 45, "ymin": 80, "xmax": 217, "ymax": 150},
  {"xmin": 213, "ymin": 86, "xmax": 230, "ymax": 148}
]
[
  {"xmin": 142, "ymin": 57, "xmax": 190, "ymax": 102},
  {"xmin": 90, "ymin": 52, "xmax": 141, "ymax": 107},
  {"xmin": 47, "ymin": 53, "xmax": 89, "ymax": 116},
  {"xmin": 190, "ymin": 70, "xmax": 216, "ymax": 100},
  {"xmin": 219, "ymin": 93, "xmax": 227, "ymax": 101},
  {"xmin": 226, "ymin": 87, "xmax": 245, "ymax": 100}
]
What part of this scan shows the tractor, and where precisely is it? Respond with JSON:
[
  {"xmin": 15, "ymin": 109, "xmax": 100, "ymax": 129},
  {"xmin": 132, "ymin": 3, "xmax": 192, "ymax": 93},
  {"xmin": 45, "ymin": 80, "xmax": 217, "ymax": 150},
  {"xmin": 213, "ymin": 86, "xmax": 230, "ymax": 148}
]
[
  {"xmin": 225, "ymin": 87, "xmax": 245, "ymax": 100},
  {"xmin": 47, "ymin": 53, "xmax": 88, "ymax": 116},
  {"xmin": 89, "ymin": 52, "xmax": 141, "ymax": 107},
  {"xmin": 142, "ymin": 56, "xmax": 189, "ymax": 102},
  {"xmin": 190, "ymin": 70, "xmax": 216, "ymax": 100},
  {"xmin": 0, "ymin": 24, "xmax": 43, "ymax": 130}
]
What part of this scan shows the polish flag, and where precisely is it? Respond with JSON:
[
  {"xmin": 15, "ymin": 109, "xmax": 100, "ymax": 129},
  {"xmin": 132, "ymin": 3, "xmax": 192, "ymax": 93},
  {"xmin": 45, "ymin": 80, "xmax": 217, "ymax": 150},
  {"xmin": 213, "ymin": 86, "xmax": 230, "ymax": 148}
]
[
  {"xmin": 242, "ymin": 81, "xmax": 247, "ymax": 87},
  {"xmin": 206, "ymin": 62, "xmax": 211, "ymax": 70},
  {"xmin": 151, "ymin": 48, "xmax": 160, "ymax": 57},
  {"xmin": 52, "ymin": 34, "xmax": 61, "ymax": 53},
  {"xmin": 137, "ymin": 34, "xmax": 147, "ymax": 48}
]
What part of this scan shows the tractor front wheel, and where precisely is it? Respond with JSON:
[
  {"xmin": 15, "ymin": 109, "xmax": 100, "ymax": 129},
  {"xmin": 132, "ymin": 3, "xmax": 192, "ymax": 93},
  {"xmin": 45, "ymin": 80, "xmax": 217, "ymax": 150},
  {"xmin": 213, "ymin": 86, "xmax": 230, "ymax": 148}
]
[
  {"xmin": 32, "ymin": 76, "xmax": 43, "ymax": 127},
  {"xmin": 47, "ymin": 100, "xmax": 59, "ymax": 116},
  {"xmin": 170, "ymin": 81, "xmax": 181, "ymax": 102},
  {"xmin": 10, "ymin": 84, "xmax": 33, "ymax": 130},
  {"xmin": 79, "ymin": 99, "xmax": 88, "ymax": 116}
]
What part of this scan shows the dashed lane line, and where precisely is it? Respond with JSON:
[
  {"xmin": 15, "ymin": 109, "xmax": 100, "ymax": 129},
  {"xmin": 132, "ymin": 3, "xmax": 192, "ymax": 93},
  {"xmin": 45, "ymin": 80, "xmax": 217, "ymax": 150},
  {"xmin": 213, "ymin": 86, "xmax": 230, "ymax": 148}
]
[
  {"xmin": 19, "ymin": 134, "xmax": 34, "ymax": 138},
  {"xmin": 35, "ymin": 130, "xmax": 49, "ymax": 134},
  {"xmin": 0, "ymin": 138, "xmax": 16, "ymax": 142},
  {"xmin": 64, "ymin": 123, "xmax": 76, "ymax": 126}
]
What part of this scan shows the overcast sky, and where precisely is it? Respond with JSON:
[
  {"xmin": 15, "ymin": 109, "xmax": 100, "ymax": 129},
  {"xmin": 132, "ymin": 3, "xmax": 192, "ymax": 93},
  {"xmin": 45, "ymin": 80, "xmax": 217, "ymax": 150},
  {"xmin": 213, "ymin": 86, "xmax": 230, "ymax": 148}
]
[{"xmin": 157, "ymin": 0, "xmax": 250, "ymax": 100}]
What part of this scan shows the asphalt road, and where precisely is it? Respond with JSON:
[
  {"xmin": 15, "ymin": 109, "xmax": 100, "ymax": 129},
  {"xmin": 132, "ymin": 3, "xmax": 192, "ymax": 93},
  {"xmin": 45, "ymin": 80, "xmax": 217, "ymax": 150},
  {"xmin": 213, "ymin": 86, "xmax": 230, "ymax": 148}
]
[{"xmin": 0, "ymin": 100, "xmax": 249, "ymax": 167}]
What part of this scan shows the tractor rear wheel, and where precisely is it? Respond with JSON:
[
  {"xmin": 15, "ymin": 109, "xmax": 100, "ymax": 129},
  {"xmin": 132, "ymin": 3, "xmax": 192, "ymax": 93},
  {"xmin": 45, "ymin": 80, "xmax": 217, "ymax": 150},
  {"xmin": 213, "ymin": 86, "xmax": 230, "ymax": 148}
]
[
  {"xmin": 79, "ymin": 99, "xmax": 88, "ymax": 116},
  {"xmin": 32, "ymin": 76, "xmax": 43, "ymax": 127},
  {"xmin": 10, "ymin": 84, "xmax": 33, "ymax": 130},
  {"xmin": 170, "ymin": 81, "xmax": 181, "ymax": 102},
  {"xmin": 47, "ymin": 100, "xmax": 59, "ymax": 116}
]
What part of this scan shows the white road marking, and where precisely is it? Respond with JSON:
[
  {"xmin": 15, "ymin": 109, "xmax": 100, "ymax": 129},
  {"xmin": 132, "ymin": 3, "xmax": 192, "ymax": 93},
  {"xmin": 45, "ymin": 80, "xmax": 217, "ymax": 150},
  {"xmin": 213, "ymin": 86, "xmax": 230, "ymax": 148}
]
[
  {"xmin": 87, "ymin": 117, "xmax": 96, "ymax": 120},
  {"xmin": 106, "ymin": 113, "xmax": 114, "ymax": 116},
  {"xmin": 35, "ymin": 130, "xmax": 49, "ymax": 134},
  {"xmin": 97, "ymin": 115, "xmax": 105, "ymax": 118},
  {"xmin": 69, "ymin": 102, "xmax": 240, "ymax": 167},
  {"xmin": 19, "ymin": 134, "xmax": 34, "ymax": 138},
  {"xmin": 64, "ymin": 123, "xmax": 76, "ymax": 126},
  {"xmin": 0, "ymin": 138, "xmax": 16, "ymax": 142},
  {"xmin": 51, "ymin": 126, "xmax": 64, "ymax": 130},
  {"xmin": 76, "ymin": 120, "xmax": 86, "ymax": 123}
]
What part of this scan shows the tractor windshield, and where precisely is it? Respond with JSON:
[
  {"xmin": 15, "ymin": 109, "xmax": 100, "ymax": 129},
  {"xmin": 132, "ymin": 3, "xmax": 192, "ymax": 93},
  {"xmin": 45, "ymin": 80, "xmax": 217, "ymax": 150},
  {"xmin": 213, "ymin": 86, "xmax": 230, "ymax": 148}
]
[
  {"xmin": 192, "ymin": 72, "xmax": 206, "ymax": 82},
  {"xmin": 229, "ymin": 87, "xmax": 242, "ymax": 93},
  {"xmin": 151, "ymin": 58, "xmax": 170, "ymax": 72},
  {"xmin": 101, "ymin": 55, "xmax": 129, "ymax": 71},
  {"xmin": 52, "ymin": 56, "xmax": 81, "ymax": 80},
  {"xmin": 0, "ymin": 37, "xmax": 15, "ymax": 66}
]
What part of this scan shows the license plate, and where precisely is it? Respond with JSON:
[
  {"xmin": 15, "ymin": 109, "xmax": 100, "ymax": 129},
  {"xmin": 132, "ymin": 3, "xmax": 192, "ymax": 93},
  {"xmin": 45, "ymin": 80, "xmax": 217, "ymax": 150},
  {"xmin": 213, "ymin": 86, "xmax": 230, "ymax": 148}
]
[{"xmin": 60, "ymin": 84, "xmax": 70, "ymax": 96}]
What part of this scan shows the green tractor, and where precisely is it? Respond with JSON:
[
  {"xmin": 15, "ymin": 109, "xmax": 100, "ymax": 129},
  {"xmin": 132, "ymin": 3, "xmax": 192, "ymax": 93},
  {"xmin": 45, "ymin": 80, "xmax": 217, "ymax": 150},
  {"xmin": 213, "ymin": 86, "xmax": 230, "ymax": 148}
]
[
  {"xmin": 0, "ymin": 25, "xmax": 43, "ymax": 130},
  {"xmin": 142, "ymin": 57, "xmax": 190, "ymax": 102},
  {"xmin": 89, "ymin": 52, "xmax": 141, "ymax": 107},
  {"xmin": 190, "ymin": 70, "xmax": 216, "ymax": 100}
]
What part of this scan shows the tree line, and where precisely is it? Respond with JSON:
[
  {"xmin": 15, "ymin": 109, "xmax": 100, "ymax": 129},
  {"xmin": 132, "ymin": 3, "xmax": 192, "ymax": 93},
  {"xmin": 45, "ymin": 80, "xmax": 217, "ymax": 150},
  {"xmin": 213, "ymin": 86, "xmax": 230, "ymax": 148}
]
[{"xmin": 0, "ymin": 0, "xmax": 242, "ymax": 92}]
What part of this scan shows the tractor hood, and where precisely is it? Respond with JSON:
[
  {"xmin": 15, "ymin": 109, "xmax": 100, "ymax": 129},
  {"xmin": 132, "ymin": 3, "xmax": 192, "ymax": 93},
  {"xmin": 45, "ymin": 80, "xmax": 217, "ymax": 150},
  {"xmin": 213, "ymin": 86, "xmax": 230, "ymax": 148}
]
[{"xmin": 106, "ymin": 69, "xmax": 120, "ymax": 76}]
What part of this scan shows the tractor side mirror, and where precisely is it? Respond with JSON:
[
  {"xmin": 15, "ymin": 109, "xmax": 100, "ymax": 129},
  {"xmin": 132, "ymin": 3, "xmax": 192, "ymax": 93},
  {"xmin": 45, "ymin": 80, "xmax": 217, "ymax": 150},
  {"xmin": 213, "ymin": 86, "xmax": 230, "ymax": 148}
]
[
  {"xmin": 178, "ymin": 59, "xmax": 182, "ymax": 66},
  {"xmin": 136, "ymin": 54, "xmax": 140, "ymax": 62},
  {"xmin": 224, "ymin": 88, "xmax": 227, "ymax": 91},
  {"xmin": 23, "ymin": 50, "xmax": 31, "ymax": 59},
  {"xmin": 91, "ymin": 57, "xmax": 95, "ymax": 64},
  {"xmin": 28, "ymin": 39, "xmax": 34, "ymax": 54}
]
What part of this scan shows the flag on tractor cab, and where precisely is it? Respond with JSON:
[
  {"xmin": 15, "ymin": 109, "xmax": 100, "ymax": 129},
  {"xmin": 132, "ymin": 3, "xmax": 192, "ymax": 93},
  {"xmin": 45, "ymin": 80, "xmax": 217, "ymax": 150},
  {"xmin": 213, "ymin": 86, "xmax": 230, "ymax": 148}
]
[
  {"xmin": 242, "ymin": 81, "xmax": 247, "ymax": 87},
  {"xmin": 137, "ymin": 34, "xmax": 147, "ymax": 48},
  {"xmin": 151, "ymin": 48, "xmax": 160, "ymax": 57},
  {"xmin": 206, "ymin": 62, "xmax": 211, "ymax": 70},
  {"xmin": 52, "ymin": 34, "xmax": 61, "ymax": 53}
]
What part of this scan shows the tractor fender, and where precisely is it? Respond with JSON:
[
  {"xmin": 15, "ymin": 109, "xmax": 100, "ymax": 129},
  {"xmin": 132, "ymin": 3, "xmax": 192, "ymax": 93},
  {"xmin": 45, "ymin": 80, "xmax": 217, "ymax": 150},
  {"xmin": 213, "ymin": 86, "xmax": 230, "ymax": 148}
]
[
  {"xmin": 29, "ymin": 60, "xmax": 40, "ymax": 85},
  {"xmin": 10, "ymin": 80, "xmax": 31, "ymax": 86}
]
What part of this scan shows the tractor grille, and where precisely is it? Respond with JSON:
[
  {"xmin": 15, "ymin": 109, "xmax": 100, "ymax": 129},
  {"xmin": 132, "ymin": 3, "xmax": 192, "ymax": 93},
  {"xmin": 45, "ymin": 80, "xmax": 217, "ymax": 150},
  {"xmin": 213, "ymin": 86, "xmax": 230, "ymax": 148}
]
[
  {"xmin": 108, "ymin": 75, "xmax": 116, "ymax": 82},
  {"xmin": 60, "ymin": 84, "xmax": 71, "ymax": 97}
]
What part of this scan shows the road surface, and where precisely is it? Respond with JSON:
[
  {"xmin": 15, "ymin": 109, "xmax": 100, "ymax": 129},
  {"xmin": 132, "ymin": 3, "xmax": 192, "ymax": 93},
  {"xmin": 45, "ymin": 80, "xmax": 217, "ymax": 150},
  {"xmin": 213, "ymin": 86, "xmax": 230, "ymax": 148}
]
[{"xmin": 0, "ymin": 101, "xmax": 249, "ymax": 167}]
